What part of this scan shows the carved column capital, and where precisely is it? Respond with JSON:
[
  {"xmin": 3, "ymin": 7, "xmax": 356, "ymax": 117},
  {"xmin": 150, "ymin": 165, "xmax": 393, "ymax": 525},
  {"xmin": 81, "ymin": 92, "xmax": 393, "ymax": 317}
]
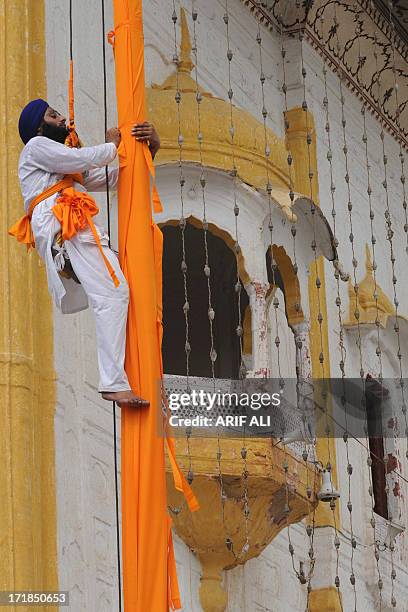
[{"xmin": 245, "ymin": 280, "xmax": 270, "ymax": 377}]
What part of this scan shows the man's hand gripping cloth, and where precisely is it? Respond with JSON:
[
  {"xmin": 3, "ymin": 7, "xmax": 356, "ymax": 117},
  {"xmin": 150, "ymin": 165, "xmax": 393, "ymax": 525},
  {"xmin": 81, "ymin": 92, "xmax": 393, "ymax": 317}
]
[{"xmin": 8, "ymin": 173, "xmax": 120, "ymax": 288}]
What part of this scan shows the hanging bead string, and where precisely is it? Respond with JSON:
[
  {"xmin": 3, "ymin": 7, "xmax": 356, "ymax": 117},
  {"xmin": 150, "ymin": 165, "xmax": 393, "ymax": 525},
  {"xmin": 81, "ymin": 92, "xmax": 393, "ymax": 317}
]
[
  {"xmin": 356, "ymin": 18, "xmax": 383, "ymax": 378},
  {"xmin": 282, "ymin": 430, "xmax": 317, "ymax": 597},
  {"xmin": 299, "ymin": 13, "xmax": 326, "ymax": 382},
  {"xmin": 333, "ymin": 3, "xmax": 365, "ymax": 377},
  {"xmin": 281, "ymin": 421, "xmax": 311, "ymax": 593},
  {"xmin": 280, "ymin": 30, "xmax": 299, "ymax": 291},
  {"xmin": 277, "ymin": 8, "xmax": 317, "ymax": 597},
  {"xmin": 254, "ymin": 1, "xmax": 283, "ymax": 389},
  {"xmin": 310, "ymin": 389, "xmax": 408, "ymax": 485},
  {"xmin": 190, "ymin": 0, "xmax": 236, "ymax": 559},
  {"xmin": 297, "ymin": 13, "xmax": 343, "ymax": 607},
  {"xmin": 278, "ymin": 5, "xmax": 308, "ymax": 426},
  {"xmin": 387, "ymin": 1, "xmax": 407, "ymax": 606},
  {"xmin": 285, "ymin": 460, "xmax": 318, "ymax": 604},
  {"xmin": 387, "ymin": 1, "xmax": 408, "ymax": 257},
  {"xmin": 355, "ymin": 7, "xmax": 385, "ymax": 609},
  {"xmin": 171, "ymin": 2, "xmax": 194, "ymax": 501},
  {"xmin": 165, "ymin": 25, "xmax": 213, "ymax": 602},
  {"xmin": 372, "ymin": 21, "xmax": 405, "ymax": 418},
  {"xmin": 253, "ymin": 12, "xmax": 285, "ymax": 557},
  {"xmin": 386, "ymin": 0, "xmax": 408, "ymax": 453},
  {"xmin": 320, "ymin": 5, "xmax": 362, "ymax": 612},
  {"xmin": 372, "ymin": 18, "xmax": 403, "ymax": 609},
  {"xmin": 332, "ymin": 3, "xmax": 362, "ymax": 608},
  {"xmin": 285, "ymin": 2, "xmax": 318, "ymax": 599},
  {"xmin": 223, "ymin": 0, "xmax": 250, "ymax": 565},
  {"xmin": 172, "ymin": 5, "xmax": 191, "ymax": 394},
  {"xmin": 256, "ymin": 20, "xmax": 290, "ymax": 572},
  {"xmin": 224, "ymin": 0, "xmax": 245, "ymax": 381},
  {"xmin": 255, "ymin": 5, "xmax": 303, "ymax": 586},
  {"xmin": 190, "ymin": 2, "xmax": 217, "ymax": 382},
  {"xmin": 317, "ymin": 5, "xmax": 356, "ymax": 608},
  {"xmin": 298, "ymin": 16, "xmax": 337, "ymax": 561},
  {"xmin": 283, "ymin": 443, "xmax": 317, "ymax": 595},
  {"xmin": 314, "ymin": 393, "xmax": 408, "ymax": 482}
]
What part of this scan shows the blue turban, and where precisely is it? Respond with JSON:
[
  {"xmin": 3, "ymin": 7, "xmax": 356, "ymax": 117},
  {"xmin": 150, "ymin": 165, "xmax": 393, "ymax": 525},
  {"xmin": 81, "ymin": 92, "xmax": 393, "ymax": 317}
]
[{"xmin": 18, "ymin": 99, "xmax": 49, "ymax": 145}]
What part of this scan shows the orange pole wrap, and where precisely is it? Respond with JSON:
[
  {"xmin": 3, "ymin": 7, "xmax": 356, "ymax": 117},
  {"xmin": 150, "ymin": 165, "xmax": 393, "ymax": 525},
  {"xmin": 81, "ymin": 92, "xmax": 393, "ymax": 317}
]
[
  {"xmin": 69, "ymin": 60, "xmax": 74, "ymax": 126},
  {"xmin": 111, "ymin": 1, "xmax": 198, "ymax": 610},
  {"xmin": 65, "ymin": 60, "xmax": 79, "ymax": 148}
]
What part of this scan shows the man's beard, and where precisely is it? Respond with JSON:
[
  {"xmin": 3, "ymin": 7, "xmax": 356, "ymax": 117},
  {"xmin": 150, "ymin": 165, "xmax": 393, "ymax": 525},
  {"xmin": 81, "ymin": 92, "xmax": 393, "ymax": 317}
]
[{"xmin": 41, "ymin": 122, "xmax": 69, "ymax": 144}]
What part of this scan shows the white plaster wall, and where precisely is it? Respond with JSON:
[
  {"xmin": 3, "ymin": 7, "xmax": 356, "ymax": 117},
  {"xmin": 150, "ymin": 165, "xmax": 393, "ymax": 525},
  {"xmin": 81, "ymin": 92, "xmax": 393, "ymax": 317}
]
[
  {"xmin": 302, "ymin": 33, "xmax": 408, "ymax": 612},
  {"xmin": 45, "ymin": 0, "xmax": 408, "ymax": 610}
]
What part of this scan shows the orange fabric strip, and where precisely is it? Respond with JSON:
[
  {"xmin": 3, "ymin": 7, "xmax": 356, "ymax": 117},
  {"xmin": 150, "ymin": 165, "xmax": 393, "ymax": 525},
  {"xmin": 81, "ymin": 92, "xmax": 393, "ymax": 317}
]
[
  {"xmin": 143, "ymin": 145, "xmax": 163, "ymax": 213},
  {"xmin": 69, "ymin": 60, "xmax": 74, "ymax": 126},
  {"xmin": 166, "ymin": 437, "xmax": 199, "ymax": 513},
  {"xmin": 65, "ymin": 60, "xmax": 80, "ymax": 149},
  {"xmin": 52, "ymin": 187, "xmax": 120, "ymax": 288},
  {"xmin": 8, "ymin": 175, "xmax": 82, "ymax": 249},
  {"xmin": 9, "ymin": 173, "xmax": 119, "ymax": 287},
  {"xmin": 8, "ymin": 216, "xmax": 35, "ymax": 249}
]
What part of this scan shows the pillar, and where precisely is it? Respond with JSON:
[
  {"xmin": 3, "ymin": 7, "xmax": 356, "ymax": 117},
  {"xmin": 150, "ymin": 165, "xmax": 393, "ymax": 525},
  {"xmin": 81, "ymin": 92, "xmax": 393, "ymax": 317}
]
[
  {"xmin": 245, "ymin": 280, "xmax": 270, "ymax": 377},
  {"xmin": 0, "ymin": 0, "xmax": 58, "ymax": 607}
]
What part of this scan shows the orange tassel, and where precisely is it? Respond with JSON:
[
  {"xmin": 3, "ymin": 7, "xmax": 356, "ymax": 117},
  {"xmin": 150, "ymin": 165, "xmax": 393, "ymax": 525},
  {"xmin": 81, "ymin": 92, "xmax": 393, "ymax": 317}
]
[
  {"xmin": 8, "ymin": 215, "xmax": 35, "ymax": 249},
  {"xmin": 65, "ymin": 60, "xmax": 80, "ymax": 149}
]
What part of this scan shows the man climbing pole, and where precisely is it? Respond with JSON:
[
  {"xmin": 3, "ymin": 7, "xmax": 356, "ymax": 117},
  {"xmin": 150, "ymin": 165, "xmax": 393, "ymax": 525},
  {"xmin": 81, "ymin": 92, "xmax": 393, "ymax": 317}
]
[{"xmin": 10, "ymin": 98, "xmax": 161, "ymax": 407}]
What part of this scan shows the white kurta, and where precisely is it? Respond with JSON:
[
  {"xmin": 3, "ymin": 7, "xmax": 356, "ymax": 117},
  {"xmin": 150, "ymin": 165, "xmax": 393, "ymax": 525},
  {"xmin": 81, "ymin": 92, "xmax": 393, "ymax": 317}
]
[{"xmin": 18, "ymin": 136, "xmax": 131, "ymax": 392}]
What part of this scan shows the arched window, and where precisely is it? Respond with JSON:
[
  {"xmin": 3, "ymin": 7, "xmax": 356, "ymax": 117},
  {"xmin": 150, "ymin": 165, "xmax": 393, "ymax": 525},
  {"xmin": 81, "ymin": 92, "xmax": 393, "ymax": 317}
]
[{"xmin": 162, "ymin": 221, "xmax": 249, "ymax": 379}]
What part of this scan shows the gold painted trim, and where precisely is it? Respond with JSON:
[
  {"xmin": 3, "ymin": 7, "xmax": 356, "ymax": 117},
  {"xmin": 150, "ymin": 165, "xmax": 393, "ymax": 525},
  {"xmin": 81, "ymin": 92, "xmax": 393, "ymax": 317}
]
[
  {"xmin": 0, "ymin": 0, "xmax": 58, "ymax": 603},
  {"xmin": 148, "ymin": 7, "xmax": 291, "ymax": 196},
  {"xmin": 159, "ymin": 215, "xmax": 251, "ymax": 285},
  {"xmin": 270, "ymin": 244, "xmax": 305, "ymax": 326},
  {"xmin": 309, "ymin": 586, "xmax": 343, "ymax": 612}
]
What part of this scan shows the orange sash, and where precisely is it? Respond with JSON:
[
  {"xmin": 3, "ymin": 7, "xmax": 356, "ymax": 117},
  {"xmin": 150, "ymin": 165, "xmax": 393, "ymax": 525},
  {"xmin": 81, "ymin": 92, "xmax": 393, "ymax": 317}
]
[{"xmin": 8, "ymin": 173, "xmax": 120, "ymax": 287}]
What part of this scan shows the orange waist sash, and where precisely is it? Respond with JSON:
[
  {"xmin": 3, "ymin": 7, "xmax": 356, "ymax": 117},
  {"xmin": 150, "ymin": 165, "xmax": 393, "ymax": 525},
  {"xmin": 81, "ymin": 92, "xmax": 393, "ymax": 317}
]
[{"xmin": 9, "ymin": 173, "xmax": 119, "ymax": 288}]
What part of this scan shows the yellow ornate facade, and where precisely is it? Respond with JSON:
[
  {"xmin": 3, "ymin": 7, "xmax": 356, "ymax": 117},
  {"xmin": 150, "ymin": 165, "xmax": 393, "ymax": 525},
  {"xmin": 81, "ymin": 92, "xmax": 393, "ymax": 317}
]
[
  {"xmin": 346, "ymin": 244, "xmax": 396, "ymax": 328},
  {"xmin": 0, "ymin": 0, "xmax": 58, "ymax": 606}
]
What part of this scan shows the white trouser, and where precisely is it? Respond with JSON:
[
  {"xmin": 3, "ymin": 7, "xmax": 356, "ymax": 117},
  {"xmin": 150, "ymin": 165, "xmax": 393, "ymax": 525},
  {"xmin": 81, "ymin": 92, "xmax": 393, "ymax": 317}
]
[{"xmin": 64, "ymin": 237, "xmax": 131, "ymax": 393}]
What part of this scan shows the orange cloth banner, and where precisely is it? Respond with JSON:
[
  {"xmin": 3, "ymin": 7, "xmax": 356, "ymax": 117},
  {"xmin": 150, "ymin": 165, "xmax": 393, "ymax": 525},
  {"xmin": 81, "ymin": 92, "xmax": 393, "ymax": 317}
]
[{"xmin": 111, "ymin": 1, "xmax": 198, "ymax": 610}]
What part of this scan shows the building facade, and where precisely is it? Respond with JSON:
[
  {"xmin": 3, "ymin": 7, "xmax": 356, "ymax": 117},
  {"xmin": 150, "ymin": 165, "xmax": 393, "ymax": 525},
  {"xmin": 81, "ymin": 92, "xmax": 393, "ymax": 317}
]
[{"xmin": 1, "ymin": 1, "xmax": 408, "ymax": 610}]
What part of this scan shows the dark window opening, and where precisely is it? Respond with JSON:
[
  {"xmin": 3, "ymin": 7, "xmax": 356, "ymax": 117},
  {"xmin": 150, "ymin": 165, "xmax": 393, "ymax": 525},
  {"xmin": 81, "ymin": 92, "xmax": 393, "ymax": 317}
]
[
  {"xmin": 365, "ymin": 375, "xmax": 388, "ymax": 520},
  {"xmin": 162, "ymin": 222, "xmax": 249, "ymax": 379},
  {"xmin": 266, "ymin": 248, "xmax": 284, "ymax": 292}
]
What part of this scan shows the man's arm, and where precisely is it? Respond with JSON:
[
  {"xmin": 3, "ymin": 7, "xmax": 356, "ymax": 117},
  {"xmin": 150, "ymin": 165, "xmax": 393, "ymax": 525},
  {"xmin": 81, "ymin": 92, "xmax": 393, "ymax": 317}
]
[
  {"xmin": 28, "ymin": 136, "xmax": 118, "ymax": 175},
  {"xmin": 83, "ymin": 167, "xmax": 119, "ymax": 192},
  {"xmin": 83, "ymin": 124, "xmax": 160, "ymax": 191}
]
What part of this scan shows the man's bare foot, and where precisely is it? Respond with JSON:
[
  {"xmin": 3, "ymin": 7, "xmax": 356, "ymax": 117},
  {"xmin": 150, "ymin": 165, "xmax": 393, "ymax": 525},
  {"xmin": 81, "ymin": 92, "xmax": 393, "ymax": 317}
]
[{"xmin": 101, "ymin": 390, "xmax": 150, "ymax": 407}]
